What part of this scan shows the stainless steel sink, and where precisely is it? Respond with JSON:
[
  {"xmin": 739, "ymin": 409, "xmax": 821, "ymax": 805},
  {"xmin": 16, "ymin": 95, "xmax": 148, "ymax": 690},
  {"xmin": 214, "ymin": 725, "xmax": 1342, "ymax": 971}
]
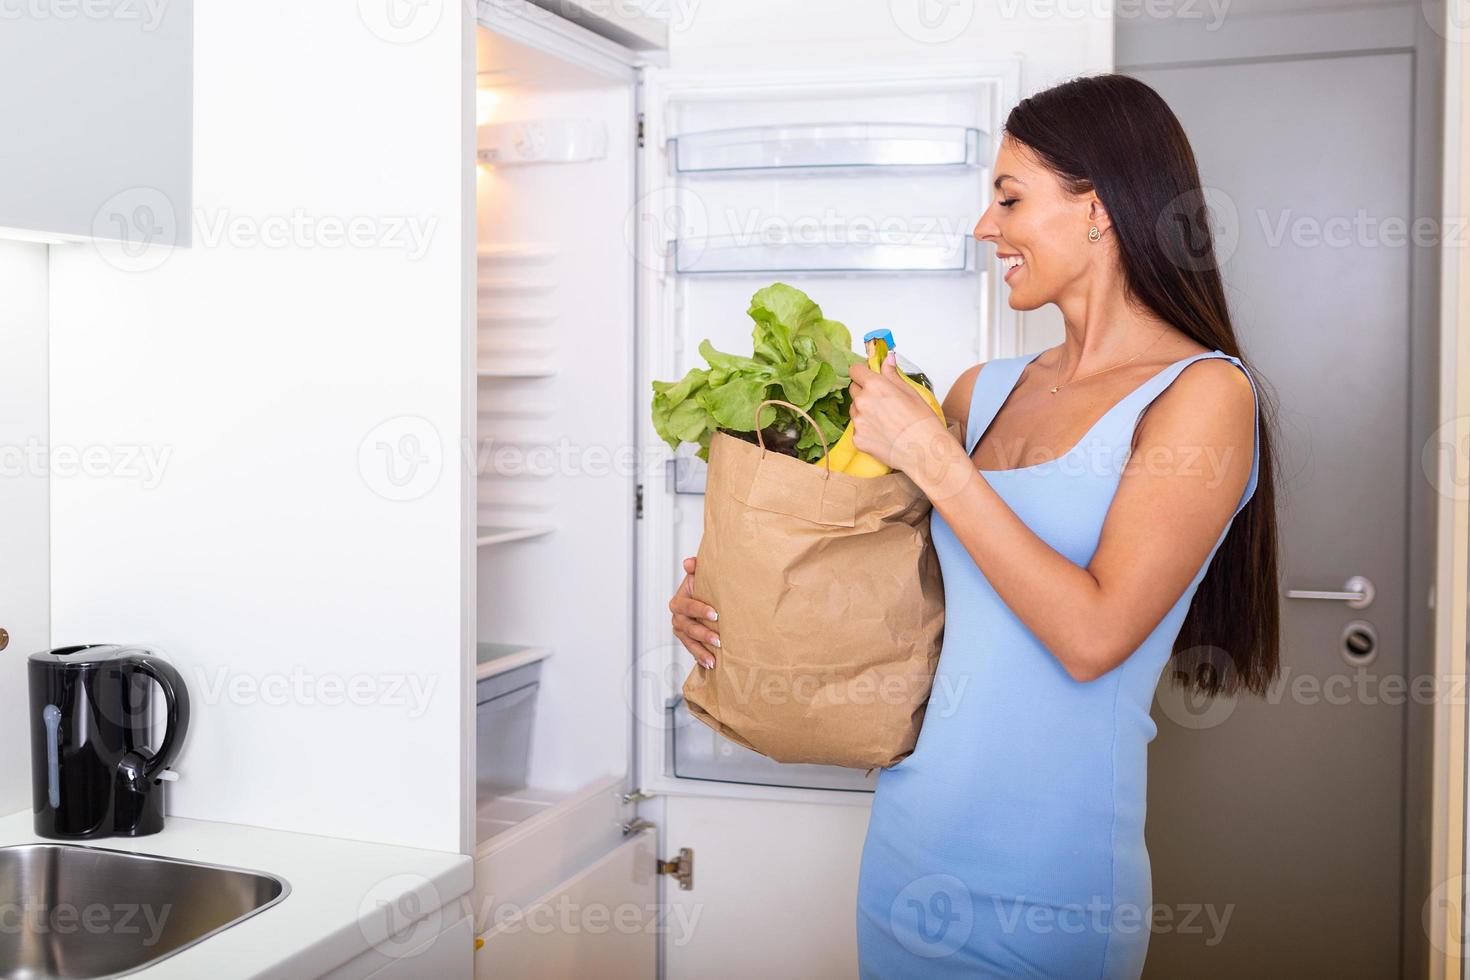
[{"xmin": 0, "ymin": 843, "xmax": 289, "ymax": 979}]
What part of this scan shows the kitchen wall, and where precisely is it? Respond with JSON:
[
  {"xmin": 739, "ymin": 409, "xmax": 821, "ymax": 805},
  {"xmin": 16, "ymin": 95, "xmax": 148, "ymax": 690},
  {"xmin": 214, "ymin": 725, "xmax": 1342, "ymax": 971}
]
[
  {"xmin": 46, "ymin": 2, "xmax": 472, "ymax": 851},
  {"xmin": 662, "ymin": 0, "xmax": 1109, "ymax": 353},
  {"xmin": 0, "ymin": 241, "xmax": 50, "ymax": 818}
]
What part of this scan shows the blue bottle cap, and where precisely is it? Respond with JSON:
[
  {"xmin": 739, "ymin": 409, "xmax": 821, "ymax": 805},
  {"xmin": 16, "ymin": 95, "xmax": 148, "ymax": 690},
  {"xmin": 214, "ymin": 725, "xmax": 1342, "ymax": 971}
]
[{"xmin": 862, "ymin": 328, "xmax": 895, "ymax": 349}]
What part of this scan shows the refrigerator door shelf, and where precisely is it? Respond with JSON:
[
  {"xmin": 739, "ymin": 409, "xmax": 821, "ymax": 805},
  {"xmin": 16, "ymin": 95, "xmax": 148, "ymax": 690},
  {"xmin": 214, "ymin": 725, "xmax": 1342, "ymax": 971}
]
[
  {"xmin": 670, "ymin": 233, "xmax": 973, "ymax": 275},
  {"xmin": 670, "ymin": 122, "xmax": 983, "ymax": 175},
  {"xmin": 668, "ymin": 697, "xmax": 877, "ymax": 793}
]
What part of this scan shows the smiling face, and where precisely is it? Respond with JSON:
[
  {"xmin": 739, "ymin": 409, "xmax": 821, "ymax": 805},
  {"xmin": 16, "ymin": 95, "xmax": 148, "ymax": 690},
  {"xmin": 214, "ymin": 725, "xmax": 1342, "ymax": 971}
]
[{"xmin": 973, "ymin": 135, "xmax": 1107, "ymax": 311}]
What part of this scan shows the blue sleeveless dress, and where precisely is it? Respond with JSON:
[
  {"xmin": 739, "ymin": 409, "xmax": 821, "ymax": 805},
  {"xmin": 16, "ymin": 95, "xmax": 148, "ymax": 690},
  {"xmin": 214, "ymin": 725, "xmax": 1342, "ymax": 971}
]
[{"xmin": 855, "ymin": 348, "xmax": 1261, "ymax": 979}]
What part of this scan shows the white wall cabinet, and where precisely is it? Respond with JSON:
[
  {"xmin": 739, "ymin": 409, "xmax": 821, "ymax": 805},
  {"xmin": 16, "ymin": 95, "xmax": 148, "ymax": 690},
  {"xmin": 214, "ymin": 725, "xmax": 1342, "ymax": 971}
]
[
  {"xmin": 0, "ymin": 241, "xmax": 50, "ymax": 815},
  {"xmin": 0, "ymin": 1, "xmax": 192, "ymax": 244}
]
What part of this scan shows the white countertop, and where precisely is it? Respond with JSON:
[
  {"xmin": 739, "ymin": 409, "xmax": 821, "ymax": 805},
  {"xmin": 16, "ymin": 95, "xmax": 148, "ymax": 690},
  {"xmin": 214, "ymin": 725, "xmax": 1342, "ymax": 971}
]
[{"xmin": 0, "ymin": 810, "xmax": 474, "ymax": 979}]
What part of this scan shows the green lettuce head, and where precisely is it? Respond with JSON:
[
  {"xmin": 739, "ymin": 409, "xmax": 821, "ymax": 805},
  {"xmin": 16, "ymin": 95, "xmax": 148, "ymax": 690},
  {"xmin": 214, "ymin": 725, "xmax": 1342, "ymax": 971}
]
[{"xmin": 650, "ymin": 283, "xmax": 864, "ymax": 463}]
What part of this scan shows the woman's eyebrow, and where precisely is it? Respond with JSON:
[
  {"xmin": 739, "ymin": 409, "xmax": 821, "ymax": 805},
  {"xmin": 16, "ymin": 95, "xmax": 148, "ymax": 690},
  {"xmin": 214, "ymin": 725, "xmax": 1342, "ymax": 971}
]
[{"xmin": 993, "ymin": 174, "xmax": 1025, "ymax": 189}]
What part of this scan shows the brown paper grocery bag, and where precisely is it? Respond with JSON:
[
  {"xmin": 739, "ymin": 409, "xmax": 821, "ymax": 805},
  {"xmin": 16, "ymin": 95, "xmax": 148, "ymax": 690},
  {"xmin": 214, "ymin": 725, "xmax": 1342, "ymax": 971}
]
[{"xmin": 682, "ymin": 401, "xmax": 954, "ymax": 769}]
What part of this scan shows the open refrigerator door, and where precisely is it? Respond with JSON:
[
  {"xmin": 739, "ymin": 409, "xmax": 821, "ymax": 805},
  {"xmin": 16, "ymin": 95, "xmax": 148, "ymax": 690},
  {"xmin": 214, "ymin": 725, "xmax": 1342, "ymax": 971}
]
[{"xmin": 634, "ymin": 62, "xmax": 1016, "ymax": 804}]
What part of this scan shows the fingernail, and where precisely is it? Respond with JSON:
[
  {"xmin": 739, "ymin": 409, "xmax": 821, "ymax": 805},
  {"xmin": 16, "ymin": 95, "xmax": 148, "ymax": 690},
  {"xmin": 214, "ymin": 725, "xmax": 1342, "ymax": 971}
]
[
  {"xmin": 706, "ymin": 609, "xmax": 718, "ymax": 621},
  {"xmin": 711, "ymin": 636, "xmax": 721, "ymax": 648},
  {"xmin": 702, "ymin": 657, "xmax": 715, "ymax": 669}
]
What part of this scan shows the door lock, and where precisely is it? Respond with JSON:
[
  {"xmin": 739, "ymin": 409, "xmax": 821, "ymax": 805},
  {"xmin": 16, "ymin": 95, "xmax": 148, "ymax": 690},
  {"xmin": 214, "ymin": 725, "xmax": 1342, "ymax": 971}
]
[
  {"xmin": 1341, "ymin": 620, "xmax": 1378, "ymax": 666},
  {"xmin": 1285, "ymin": 575, "xmax": 1375, "ymax": 609},
  {"xmin": 657, "ymin": 847, "xmax": 694, "ymax": 891}
]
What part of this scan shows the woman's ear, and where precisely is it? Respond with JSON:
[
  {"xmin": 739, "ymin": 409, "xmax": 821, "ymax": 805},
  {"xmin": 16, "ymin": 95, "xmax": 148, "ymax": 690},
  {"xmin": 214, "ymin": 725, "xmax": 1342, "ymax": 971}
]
[{"xmin": 1086, "ymin": 194, "xmax": 1112, "ymax": 238}]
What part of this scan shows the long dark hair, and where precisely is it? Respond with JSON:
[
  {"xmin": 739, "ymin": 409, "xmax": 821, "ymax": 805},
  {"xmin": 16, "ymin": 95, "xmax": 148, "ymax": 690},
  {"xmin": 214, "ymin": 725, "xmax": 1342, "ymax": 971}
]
[{"xmin": 1004, "ymin": 73, "xmax": 1281, "ymax": 698}]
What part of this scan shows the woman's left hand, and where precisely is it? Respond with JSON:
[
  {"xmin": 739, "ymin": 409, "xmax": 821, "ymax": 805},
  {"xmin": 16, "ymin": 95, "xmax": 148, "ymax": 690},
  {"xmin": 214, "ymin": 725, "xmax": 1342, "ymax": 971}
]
[{"xmin": 848, "ymin": 352, "xmax": 949, "ymax": 473}]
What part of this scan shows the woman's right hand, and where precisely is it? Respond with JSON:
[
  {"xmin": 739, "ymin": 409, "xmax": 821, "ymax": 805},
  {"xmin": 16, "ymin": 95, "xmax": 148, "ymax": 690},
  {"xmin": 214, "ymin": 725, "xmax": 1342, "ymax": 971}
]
[{"xmin": 670, "ymin": 556, "xmax": 720, "ymax": 669}]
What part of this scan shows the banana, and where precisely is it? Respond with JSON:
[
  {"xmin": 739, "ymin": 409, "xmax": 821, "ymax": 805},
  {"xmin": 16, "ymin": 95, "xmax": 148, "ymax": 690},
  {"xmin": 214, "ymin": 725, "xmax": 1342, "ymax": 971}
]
[
  {"xmin": 815, "ymin": 331, "xmax": 946, "ymax": 478},
  {"xmin": 816, "ymin": 425, "xmax": 858, "ymax": 473}
]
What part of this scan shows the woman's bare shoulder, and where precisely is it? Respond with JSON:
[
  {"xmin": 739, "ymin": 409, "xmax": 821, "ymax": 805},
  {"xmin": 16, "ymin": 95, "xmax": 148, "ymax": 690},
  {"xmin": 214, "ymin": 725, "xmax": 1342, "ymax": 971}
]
[{"xmin": 942, "ymin": 363, "xmax": 987, "ymax": 429}]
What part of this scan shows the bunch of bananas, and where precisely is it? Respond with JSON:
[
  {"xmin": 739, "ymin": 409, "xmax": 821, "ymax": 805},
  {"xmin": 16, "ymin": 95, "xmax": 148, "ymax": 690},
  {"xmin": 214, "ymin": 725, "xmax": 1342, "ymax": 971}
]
[{"xmin": 818, "ymin": 330, "xmax": 945, "ymax": 477}]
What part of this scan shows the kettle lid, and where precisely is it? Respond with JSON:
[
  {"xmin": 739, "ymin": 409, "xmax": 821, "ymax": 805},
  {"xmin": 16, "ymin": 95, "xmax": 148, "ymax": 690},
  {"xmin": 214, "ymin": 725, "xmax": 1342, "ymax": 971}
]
[{"xmin": 28, "ymin": 644, "xmax": 141, "ymax": 667}]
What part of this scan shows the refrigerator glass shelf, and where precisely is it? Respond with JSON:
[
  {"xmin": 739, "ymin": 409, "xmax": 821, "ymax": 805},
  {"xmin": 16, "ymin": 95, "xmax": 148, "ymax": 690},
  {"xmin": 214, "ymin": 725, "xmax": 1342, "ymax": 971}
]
[
  {"xmin": 475, "ymin": 642, "xmax": 553, "ymax": 681},
  {"xmin": 476, "ymin": 524, "xmax": 554, "ymax": 546},
  {"xmin": 670, "ymin": 122, "xmax": 982, "ymax": 174},
  {"xmin": 667, "ymin": 697, "xmax": 877, "ymax": 793},
  {"xmin": 671, "ymin": 233, "xmax": 972, "ymax": 275}
]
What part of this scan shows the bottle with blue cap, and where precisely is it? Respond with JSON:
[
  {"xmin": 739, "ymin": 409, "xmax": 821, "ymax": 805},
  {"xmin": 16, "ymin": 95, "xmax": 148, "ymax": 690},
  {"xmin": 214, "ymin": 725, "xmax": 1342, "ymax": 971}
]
[
  {"xmin": 816, "ymin": 328, "xmax": 946, "ymax": 477},
  {"xmin": 861, "ymin": 328, "xmax": 935, "ymax": 393}
]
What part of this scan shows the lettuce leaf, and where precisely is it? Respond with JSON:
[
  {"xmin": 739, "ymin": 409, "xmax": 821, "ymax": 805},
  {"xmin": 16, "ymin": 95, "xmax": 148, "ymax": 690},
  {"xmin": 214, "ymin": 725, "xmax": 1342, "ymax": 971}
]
[{"xmin": 651, "ymin": 282, "xmax": 863, "ymax": 463}]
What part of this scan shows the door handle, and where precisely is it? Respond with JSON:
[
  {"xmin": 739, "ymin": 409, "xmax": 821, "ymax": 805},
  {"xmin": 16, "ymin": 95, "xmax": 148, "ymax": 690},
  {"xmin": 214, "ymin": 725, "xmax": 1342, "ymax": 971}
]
[{"xmin": 1284, "ymin": 575, "xmax": 1375, "ymax": 609}]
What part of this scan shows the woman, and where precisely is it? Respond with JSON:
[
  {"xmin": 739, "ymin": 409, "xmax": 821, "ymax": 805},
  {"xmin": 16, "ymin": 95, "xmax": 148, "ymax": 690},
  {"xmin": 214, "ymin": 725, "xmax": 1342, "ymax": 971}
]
[{"xmin": 670, "ymin": 73, "xmax": 1280, "ymax": 978}]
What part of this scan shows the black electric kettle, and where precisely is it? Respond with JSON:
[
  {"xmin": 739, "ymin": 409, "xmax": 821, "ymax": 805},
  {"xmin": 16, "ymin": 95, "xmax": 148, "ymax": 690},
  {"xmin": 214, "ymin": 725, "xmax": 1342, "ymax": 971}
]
[{"xmin": 27, "ymin": 644, "xmax": 190, "ymax": 839}]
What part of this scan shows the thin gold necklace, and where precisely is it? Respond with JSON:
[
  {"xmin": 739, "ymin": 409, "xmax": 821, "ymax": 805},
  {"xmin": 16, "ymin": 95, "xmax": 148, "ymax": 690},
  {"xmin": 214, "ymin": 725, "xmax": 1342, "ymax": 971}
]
[{"xmin": 1049, "ymin": 327, "xmax": 1171, "ymax": 394}]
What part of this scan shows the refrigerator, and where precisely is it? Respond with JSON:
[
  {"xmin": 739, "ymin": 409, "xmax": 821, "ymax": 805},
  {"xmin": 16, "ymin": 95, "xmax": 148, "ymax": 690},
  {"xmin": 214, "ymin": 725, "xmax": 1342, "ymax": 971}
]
[{"xmin": 471, "ymin": 3, "xmax": 1018, "ymax": 975}]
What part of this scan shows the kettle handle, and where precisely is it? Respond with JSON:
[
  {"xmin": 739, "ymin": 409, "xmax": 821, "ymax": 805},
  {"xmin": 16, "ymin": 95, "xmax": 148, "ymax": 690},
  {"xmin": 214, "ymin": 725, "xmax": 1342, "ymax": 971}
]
[{"xmin": 121, "ymin": 653, "xmax": 191, "ymax": 783}]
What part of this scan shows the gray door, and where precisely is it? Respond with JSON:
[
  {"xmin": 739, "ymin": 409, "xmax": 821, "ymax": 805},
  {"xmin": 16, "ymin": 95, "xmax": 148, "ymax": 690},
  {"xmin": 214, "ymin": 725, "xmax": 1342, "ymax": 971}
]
[{"xmin": 1133, "ymin": 53, "xmax": 1414, "ymax": 978}]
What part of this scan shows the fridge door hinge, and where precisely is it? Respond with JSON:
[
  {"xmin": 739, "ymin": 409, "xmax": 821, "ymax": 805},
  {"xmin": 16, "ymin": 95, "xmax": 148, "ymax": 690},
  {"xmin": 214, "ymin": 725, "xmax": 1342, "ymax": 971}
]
[
  {"xmin": 656, "ymin": 847, "xmax": 694, "ymax": 890},
  {"xmin": 636, "ymin": 112, "xmax": 645, "ymax": 148},
  {"xmin": 623, "ymin": 817, "xmax": 656, "ymax": 836},
  {"xmin": 635, "ymin": 483, "xmax": 645, "ymax": 519},
  {"xmin": 621, "ymin": 788, "xmax": 655, "ymax": 805}
]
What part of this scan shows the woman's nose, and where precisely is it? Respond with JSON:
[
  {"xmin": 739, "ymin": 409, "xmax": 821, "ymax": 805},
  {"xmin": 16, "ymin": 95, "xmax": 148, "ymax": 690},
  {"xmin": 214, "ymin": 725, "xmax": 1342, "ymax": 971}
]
[{"xmin": 973, "ymin": 209, "xmax": 998, "ymax": 242}]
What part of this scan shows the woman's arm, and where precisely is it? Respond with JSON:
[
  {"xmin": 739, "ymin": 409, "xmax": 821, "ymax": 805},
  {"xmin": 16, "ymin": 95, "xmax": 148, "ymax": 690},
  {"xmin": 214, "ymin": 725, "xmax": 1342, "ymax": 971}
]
[{"xmin": 849, "ymin": 354, "xmax": 1256, "ymax": 682}]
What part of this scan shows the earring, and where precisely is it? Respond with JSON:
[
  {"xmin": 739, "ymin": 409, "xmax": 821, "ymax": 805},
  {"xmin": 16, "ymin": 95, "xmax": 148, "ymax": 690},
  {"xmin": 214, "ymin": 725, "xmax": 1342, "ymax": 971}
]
[{"xmin": 1088, "ymin": 226, "xmax": 1101, "ymax": 243}]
